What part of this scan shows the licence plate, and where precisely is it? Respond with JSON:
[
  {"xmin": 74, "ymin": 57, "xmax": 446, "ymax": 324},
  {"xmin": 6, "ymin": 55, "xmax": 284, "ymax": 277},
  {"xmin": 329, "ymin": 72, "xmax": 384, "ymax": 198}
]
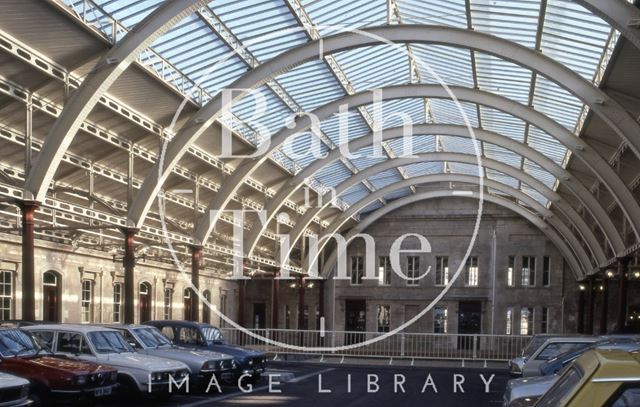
[{"xmin": 94, "ymin": 387, "xmax": 112, "ymax": 397}]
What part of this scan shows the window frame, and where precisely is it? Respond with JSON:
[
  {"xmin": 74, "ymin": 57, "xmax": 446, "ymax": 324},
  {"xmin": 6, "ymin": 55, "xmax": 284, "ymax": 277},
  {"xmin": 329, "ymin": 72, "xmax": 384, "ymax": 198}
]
[
  {"xmin": 465, "ymin": 256, "xmax": 479, "ymax": 287},
  {"xmin": 435, "ymin": 256, "xmax": 449, "ymax": 286},
  {"xmin": 378, "ymin": 256, "xmax": 391, "ymax": 286},
  {"xmin": 0, "ymin": 270, "xmax": 13, "ymax": 320},
  {"xmin": 112, "ymin": 283, "xmax": 122, "ymax": 323},
  {"xmin": 406, "ymin": 256, "xmax": 420, "ymax": 286},
  {"xmin": 521, "ymin": 256, "xmax": 536, "ymax": 287},
  {"xmin": 543, "ymin": 256, "xmax": 551, "ymax": 287},
  {"xmin": 81, "ymin": 279, "xmax": 93, "ymax": 324},
  {"xmin": 507, "ymin": 256, "xmax": 515, "ymax": 287},
  {"xmin": 350, "ymin": 256, "xmax": 364, "ymax": 286},
  {"xmin": 377, "ymin": 304, "xmax": 390, "ymax": 333},
  {"xmin": 434, "ymin": 306, "xmax": 448, "ymax": 333}
]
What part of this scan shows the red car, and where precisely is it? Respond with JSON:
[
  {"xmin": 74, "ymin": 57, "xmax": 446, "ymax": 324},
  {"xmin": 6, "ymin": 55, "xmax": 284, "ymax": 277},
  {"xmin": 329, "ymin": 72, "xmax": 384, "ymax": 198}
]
[{"xmin": 0, "ymin": 328, "xmax": 117, "ymax": 405}]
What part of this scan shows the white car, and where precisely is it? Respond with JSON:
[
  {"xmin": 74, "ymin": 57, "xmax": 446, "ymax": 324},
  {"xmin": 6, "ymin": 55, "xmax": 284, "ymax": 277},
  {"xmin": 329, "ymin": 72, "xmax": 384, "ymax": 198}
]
[
  {"xmin": 0, "ymin": 372, "xmax": 30, "ymax": 406},
  {"xmin": 24, "ymin": 324, "xmax": 189, "ymax": 396}
]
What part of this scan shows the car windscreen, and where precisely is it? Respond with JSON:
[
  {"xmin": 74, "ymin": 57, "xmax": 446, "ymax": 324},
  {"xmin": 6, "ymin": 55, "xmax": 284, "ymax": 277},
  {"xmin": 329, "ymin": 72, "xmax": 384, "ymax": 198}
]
[
  {"xmin": 536, "ymin": 342, "xmax": 592, "ymax": 361},
  {"xmin": 522, "ymin": 336, "xmax": 548, "ymax": 358},
  {"xmin": 87, "ymin": 331, "xmax": 134, "ymax": 354},
  {"xmin": 536, "ymin": 366, "xmax": 583, "ymax": 407},
  {"xmin": 0, "ymin": 329, "xmax": 38, "ymax": 357},
  {"xmin": 201, "ymin": 327, "xmax": 224, "ymax": 343},
  {"xmin": 134, "ymin": 327, "xmax": 172, "ymax": 348}
]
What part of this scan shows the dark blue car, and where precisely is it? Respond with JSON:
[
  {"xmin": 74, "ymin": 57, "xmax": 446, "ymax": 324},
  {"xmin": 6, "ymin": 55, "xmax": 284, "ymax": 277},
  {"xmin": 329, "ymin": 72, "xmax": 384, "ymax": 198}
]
[{"xmin": 144, "ymin": 321, "xmax": 266, "ymax": 383}]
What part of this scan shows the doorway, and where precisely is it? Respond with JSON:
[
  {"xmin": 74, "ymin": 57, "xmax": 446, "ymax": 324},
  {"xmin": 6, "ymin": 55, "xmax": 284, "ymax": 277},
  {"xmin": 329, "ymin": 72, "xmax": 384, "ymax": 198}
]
[
  {"xmin": 253, "ymin": 303, "xmax": 266, "ymax": 329},
  {"xmin": 345, "ymin": 300, "xmax": 366, "ymax": 345},
  {"xmin": 139, "ymin": 282, "xmax": 151, "ymax": 323},
  {"xmin": 202, "ymin": 290, "xmax": 211, "ymax": 324},
  {"xmin": 458, "ymin": 301, "xmax": 482, "ymax": 350},
  {"xmin": 42, "ymin": 271, "xmax": 61, "ymax": 322},
  {"xmin": 183, "ymin": 288, "xmax": 192, "ymax": 320}
]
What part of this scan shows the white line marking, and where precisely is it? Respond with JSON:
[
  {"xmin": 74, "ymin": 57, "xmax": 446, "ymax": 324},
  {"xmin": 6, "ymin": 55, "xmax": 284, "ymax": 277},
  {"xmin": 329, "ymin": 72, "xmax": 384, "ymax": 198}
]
[{"xmin": 288, "ymin": 368, "xmax": 335, "ymax": 384}]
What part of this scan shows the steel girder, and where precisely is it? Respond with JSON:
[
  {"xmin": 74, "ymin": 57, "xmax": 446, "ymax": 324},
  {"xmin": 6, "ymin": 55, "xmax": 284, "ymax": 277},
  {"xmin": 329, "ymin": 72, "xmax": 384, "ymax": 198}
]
[
  {"xmin": 315, "ymin": 189, "xmax": 586, "ymax": 280},
  {"xmin": 127, "ymin": 25, "xmax": 640, "ymax": 240},
  {"xmin": 244, "ymin": 124, "xmax": 624, "ymax": 258},
  {"xmin": 274, "ymin": 153, "xmax": 606, "ymax": 269},
  {"xmin": 574, "ymin": 0, "xmax": 640, "ymax": 51},
  {"xmin": 203, "ymin": 84, "xmax": 639, "ymax": 247},
  {"xmin": 23, "ymin": 0, "xmax": 204, "ymax": 203},
  {"xmin": 284, "ymin": 158, "xmax": 607, "ymax": 272}
]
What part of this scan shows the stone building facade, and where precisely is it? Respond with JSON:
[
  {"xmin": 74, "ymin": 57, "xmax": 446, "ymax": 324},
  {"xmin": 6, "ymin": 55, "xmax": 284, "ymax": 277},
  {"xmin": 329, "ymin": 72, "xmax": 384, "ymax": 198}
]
[{"xmin": 0, "ymin": 232, "xmax": 238, "ymax": 325}]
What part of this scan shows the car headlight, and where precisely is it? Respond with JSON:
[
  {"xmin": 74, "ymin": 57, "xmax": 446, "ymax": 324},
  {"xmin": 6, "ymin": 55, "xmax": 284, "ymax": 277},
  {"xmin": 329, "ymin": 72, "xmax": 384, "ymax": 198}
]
[
  {"xmin": 76, "ymin": 375, "xmax": 88, "ymax": 385},
  {"xmin": 151, "ymin": 372, "xmax": 164, "ymax": 382},
  {"xmin": 248, "ymin": 359, "xmax": 253, "ymax": 366}
]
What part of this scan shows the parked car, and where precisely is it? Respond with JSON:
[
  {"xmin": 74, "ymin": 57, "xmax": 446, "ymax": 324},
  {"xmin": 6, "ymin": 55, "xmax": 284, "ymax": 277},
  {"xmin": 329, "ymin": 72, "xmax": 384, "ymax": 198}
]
[
  {"xmin": 144, "ymin": 321, "xmax": 266, "ymax": 383},
  {"xmin": 24, "ymin": 325, "xmax": 189, "ymax": 397},
  {"xmin": 535, "ymin": 348, "xmax": 640, "ymax": 406},
  {"xmin": 503, "ymin": 341, "xmax": 640, "ymax": 407},
  {"xmin": 520, "ymin": 336, "xmax": 600, "ymax": 377},
  {"xmin": 107, "ymin": 324, "xmax": 236, "ymax": 386},
  {"xmin": 0, "ymin": 327, "xmax": 117, "ymax": 405},
  {"xmin": 509, "ymin": 335, "xmax": 555, "ymax": 376},
  {"xmin": 0, "ymin": 371, "xmax": 31, "ymax": 406}
]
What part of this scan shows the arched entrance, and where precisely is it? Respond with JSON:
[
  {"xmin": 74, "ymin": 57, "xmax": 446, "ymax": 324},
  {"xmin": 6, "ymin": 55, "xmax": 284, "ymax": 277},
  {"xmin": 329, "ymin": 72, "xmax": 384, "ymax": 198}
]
[
  {"xmin": 202, "ymin": 290, "xmax": 211, "ymax": 324},
  {"xmin": 139, "ymin": 282, "xmax": 151, "ymax": 323},
  {"xmin": 42, "ymin": 271, "xmax": 61, "ymax": 322},
  {"xmin": 183, "ymin": 288, "xmax": 192, "ymax": 320}
]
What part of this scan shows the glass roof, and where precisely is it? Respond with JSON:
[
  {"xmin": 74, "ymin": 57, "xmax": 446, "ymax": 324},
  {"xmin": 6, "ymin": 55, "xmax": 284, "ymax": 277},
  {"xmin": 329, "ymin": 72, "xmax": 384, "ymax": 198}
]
[{"xmin": 65, "ymin": 0, "xmax": 618, "ymax": 213}]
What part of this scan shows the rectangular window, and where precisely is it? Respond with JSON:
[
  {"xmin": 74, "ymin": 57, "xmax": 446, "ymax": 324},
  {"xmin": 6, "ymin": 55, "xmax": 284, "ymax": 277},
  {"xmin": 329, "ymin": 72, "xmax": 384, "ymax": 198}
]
[
  {"xmin": 113, "ymin": 283, "xmax": 122, "ymax": 323},
  {"xmin": 543, "ymin": 256, "xmax": 551, "ymax": 287},
  {"xmin": 164, "ymin": 288, "xmax": 172, "ymax": 320},
  {"xmin": 219, "ymin": 291, "xmax": 227, "ymax": 327},
  {"xmin": 465, "ymin": 256, "xmax": 479, "ymax": 286},
  {"xmin": 541, "ymin": 307, "xmax": 549, "ymax": 333},
  {"xmin": 506, "ymin": 307, "xmax": 513, "ymax": 335},
  {"xmin": 520, "ymin": 307, "xmax": 534, "ymax": 335},
  {"xmin": 0, "ymin": 271, "xmax": 12, "ymax": 320},
  {"xmin": 507, "ymin": 256, "xmax": 515, "ymax": 287},
  {"xmin": 377, "ymin": 305, "xmax": 390, "ymax": 332},
  {"xmin": 407, "ymin": 256, "xmax": 419, "ymax": 286},
  {"xmin": 81, "ymin": 280, "xmax": 93, "ymax": 323},
  {"xmin": 435, "ymin": 256, "xmax": 449, "ymax": 286},
  {"xmin": 378, "ymin": 256, "xmax": 391, "ymax": 285},
  {"xmin": 350, "ymin": 256, "xmax": 363, "ymax": 285},
  {"xmin": 434, "ymin": 307, "xmax": 448, "ymax": 333},
  {"xmin": 522, "ymin": 256, "xmax": 536, "ymax": 287}
]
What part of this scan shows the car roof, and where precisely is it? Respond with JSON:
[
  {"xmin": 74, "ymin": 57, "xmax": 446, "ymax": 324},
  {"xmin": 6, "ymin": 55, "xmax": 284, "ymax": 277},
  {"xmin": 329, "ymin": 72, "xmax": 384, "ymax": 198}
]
[
  {"xmin": 146, "ymin": 320, "xmax": 219, "ymax": 329},
  {"xmin": 23, "ymin": 324, "xmax": 119, "ymax": 333},
  {"xmin": 575, "ymin": 349, "xmax": 640, "ymax": 381}
]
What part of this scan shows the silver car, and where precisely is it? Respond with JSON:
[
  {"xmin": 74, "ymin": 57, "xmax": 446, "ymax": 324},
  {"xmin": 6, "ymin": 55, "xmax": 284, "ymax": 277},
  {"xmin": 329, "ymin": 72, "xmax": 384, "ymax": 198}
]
[
  {"xmin": 520, "ymin": 336, "xmax": 599, "ymax": 377},
  {"xmin": 108, "ymin": 324, "xmax": 236, "ymax": 386}
]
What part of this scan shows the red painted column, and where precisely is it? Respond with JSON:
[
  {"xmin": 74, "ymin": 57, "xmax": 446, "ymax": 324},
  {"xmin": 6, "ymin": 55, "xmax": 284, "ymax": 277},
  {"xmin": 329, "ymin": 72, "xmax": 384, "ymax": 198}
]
[
  {"xmin": 617, "ymin": 257, "xmax": 630, "ymax": 333},
  {"xmin": 586, "ymin": 276, "xmax": 595, "ymax": 334},
  {"xmin": 577, "ymin": 285, "xmax": 585, "ymax": 334},
  {"xmin": 599, "ymin": 276, "xmax": 609, "ymax": 335},
  {"xmin": 190, "ymin": 245, "xmax": 202, "ymax": 322},
  {"xmin": 123, "ymin": 228, "xmax": 137, "ymax": 324},
  {"xmin": 272, "ymin": 271, "xmax": 279, "ymax": 329},
  {"xmin": 20, "ymin": 201, "xmax": 39, "ymax": 321},
  {"xmin": 238, "ymin": 280, "xmax": 246, "ymax": 327}
]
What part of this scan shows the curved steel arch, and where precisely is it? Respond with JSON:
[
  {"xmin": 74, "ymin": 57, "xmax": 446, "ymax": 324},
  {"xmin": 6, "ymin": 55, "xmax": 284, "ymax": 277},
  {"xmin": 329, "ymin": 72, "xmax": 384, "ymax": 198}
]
[
  {"xmin": 574, "ymin": 0, "xmax": 640, "ymax": 51},
  {"xmin": 23, "ymin": 0, "xmax": 203, "ymax": 202},
  {"xmin": 316, "ymin": 190, "xmax": 585, "ymax": 280},
  {"xmin": 128, "ymin": 25, "xmax": 640, "ymax": 239},
  {"xmin": 272, "ymin": 153, "xmax": 605, "ymax": 269},
  {"xmin": 245, "ymin": 124, "xmax": 623, "ymax": 257},
  {"xmin": 190, "ymin": 84, "xmax": 640, "ymax": 246}
]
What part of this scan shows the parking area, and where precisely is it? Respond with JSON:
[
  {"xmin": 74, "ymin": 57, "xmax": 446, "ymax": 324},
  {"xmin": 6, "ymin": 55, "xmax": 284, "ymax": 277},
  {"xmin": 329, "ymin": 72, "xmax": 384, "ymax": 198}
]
[{"xmin": 102, "ymin": 362, "xmax": 509, "ymax": 407}]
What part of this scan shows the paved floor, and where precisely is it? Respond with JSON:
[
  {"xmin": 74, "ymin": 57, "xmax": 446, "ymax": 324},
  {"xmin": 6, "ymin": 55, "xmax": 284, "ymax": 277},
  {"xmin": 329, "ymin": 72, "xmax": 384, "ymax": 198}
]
[{"xmin": 100, "ymin": 361, "xmax": 509, "ymax": 407}]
